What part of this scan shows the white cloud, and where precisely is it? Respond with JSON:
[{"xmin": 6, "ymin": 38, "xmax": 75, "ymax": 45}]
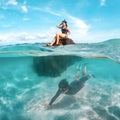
[
  {"xmin": 63, "ymin": 14, "xmax": 91, "ymax": 42},
  {"xmin": 68, "ymin": 15, "xmax": 90, "ymax": 35},
  {"xmin": 2, "ymin": 0, "xmax": 28, "ymax": 13},
  {"xmin": 74, "ymin": 29, "xmax": 120, "ymax": 43},
  {"xmin": 30, "ymin": 6, "xmax": 61, "ymax": 17},
  {"xmin": 7, "ymin": 0, "xmax": 18, "ymax": 5},
  {"xmin": 100, "ymin": 0, "xmax": 106, "ymax": 6},
  {"xmin": 0, "ymin": 32, "xmax": 49, "ymax": 45},
  {"xmin": 22, "ymin": 5, "xmax": 28, "ymax": 13},
  {"xmin": 0, "ymin": 29, "xmax": 120, "ymax": 45}
]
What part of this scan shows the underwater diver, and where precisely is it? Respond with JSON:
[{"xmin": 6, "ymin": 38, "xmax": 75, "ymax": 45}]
[
  {"xmin": 46, "ymin": 20, "xmax": 71, "ymax": 46},
  {"xmin": 48, "ymin": 65, "xmax": 92, "ymax": 106}
]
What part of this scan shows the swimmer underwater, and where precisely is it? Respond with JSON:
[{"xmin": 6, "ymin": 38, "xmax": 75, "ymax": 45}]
[{"xmin": 48, "ymin": 65, "xmax": 93, "ymax": 107}]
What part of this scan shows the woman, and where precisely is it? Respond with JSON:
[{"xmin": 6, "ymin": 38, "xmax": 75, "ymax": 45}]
[
  {"xmin": 47, "ymin": 20, "xmax": 71, "ymax": 46},
  {"xmin": 48, "ymin": 65, "xmax": 92, "ymax": 106}
]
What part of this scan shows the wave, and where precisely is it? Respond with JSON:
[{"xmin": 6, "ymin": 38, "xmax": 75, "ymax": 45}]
[{"xmin": 0, "ymin": 39, "xmax": 120, "ymax": 63}]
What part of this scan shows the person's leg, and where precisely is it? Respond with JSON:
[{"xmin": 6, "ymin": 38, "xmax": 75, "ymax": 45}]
[
  {"xmin": 49, "ymin": 36, "xmax": 57, "ymax": 46},
  {"xmin": 82, "ymin": 65, "xmax": 87, "ymax": 77},
  {"xmin": 75, "ymin": 65, "xmax": 81, "ymax": 81},
  {"xmin": 56, "ymin": 33, "xmax": 67, "ymax": 45},
  {"xmin": 56, "ymin": 33, "xmax": 60, "ymax": 44}
]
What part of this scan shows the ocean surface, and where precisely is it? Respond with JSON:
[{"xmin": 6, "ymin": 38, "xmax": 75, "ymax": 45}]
[{"xmin": 0, "ymin": 39, "xmax": 120, "ymax": 120}]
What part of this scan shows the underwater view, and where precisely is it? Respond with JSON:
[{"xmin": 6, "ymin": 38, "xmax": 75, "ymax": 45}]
[{"xmin": 0, "ymin": 39, "xmax": 120, "ymax": 120}]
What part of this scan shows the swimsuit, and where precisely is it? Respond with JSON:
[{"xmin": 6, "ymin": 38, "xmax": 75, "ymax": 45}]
[
  {"xmin": 61, "ymin": 26, "xmax": 68, "ymax": 34},
  {"xmin": 66, "ymin": 75, "xmax": 89, "ymax": 95}
]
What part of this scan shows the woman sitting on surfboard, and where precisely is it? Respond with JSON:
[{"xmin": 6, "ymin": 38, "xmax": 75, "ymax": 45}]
[{"xmin": 46, "ymin": 20, "xmax": 71, "ymax": 46}]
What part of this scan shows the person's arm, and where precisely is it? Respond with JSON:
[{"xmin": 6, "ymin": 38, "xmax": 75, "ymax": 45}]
[
  {"xmin": 56, "ymin": 24, "xmax": 62, "ymax": 28},
  {"xmin": 66, "ymin": 27, "xmax": 71, "ymax": 35},
  {"xmin": 49, "ymin": 89, "xmax": 61, "ymax": 106},
  {"xmin": 75, "ymin": 65, "xmax": 81, "ymax": 81}
]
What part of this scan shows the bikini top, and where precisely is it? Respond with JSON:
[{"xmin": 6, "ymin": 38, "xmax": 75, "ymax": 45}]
[{"xmin": 61, "ymin": 26, "xmax": 68, "ymax": 34}]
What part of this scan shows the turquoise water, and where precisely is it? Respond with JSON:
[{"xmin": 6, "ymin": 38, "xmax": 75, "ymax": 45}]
[{"xmin": 0, "ymin": 39, "xmax": 120, "ymax": 120}]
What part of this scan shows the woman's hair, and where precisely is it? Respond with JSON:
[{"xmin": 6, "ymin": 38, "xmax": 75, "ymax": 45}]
[
  {"xmin": 58, "ymin": 79, "xmax": 69, "ymax": 89},
  {"xmin": 62, "ymin": 20, "xmax": 68, "ymax": 26}
]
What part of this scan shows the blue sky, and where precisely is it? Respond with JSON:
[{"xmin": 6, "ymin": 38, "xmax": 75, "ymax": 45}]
[{"xmin": 0, "ymin": 0, "xmax": 120, "ymax": 44}]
